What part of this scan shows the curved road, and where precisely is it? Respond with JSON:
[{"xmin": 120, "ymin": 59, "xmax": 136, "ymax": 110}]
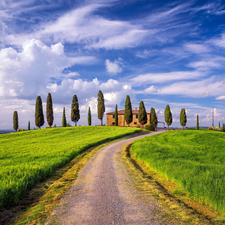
[{"xmin": 46, "ymin": 130, "xmax": 167, "ymax": 225}]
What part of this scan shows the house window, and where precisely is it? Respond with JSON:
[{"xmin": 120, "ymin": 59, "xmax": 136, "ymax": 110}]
[
  {"xmin": 134, "ymin": 122, "xmax": 137, "ymax": 125},
  {"xmin": 112, "ymin": 122, "xmax": 115, "ymax": 125},
  {"xmin": 113, "ymin": 114, "xmax": 115, "ymax": 118},
  {"xmin": 136, "ymin": 114, "xmax": 138, "ymax": 119}
]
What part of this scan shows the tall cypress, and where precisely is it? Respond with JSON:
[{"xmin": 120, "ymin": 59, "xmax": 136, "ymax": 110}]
[
  {"xmin": 35, "ymin": 96, "xmax": 44, "ymax": 128},
  {"xmin": 13, "ymin": 111, "xmax": 18, "ymax": 131},
  {"xmin": 71, "ymin": 95, "xmax": 80, "ymax": 126},
  {"xmin": 197, "ymin": 115, "xmax": 199, "ymax": 130},
  {"xmin": 180, "ymin": 108, "xmax": 187, "ymax": 129},
  {"xmin": 88, "ymin": 107, "xmax": 91, "ymax": 126},
  {"xmin": 62, "ymin": 107, "xmax": 67, "ymax": 127},
  {"xmin": 150, "ymin": 107, "xmax": 158, "ymax": 128},
  {"xmin": 28, "ymin": 121, "xmax": 30, "ymax": 130},
  {"xmin": 46, "ymin": 93, "xmax": 54, "ymax": 127},
  {"xmin": 138, "ymin": 101, "xmax": 147, "ymax": 127},
  {"xmin": 115, "ymin": 104, "xmax": 118, "ymax": 126},
  {"xmin": 164, "ymin": 105, "xmax": 172, "ymax": 129},
  {"xmin": 97, "ymin": 90, "xmax": 105, "ymax": 126},
  {"xmin": 219, "ymin": 121, "xmax": 221, "ymax": 128},
  {"xmin": 125, "ymin": 95, "xmax": 133, "ymax": 126}
]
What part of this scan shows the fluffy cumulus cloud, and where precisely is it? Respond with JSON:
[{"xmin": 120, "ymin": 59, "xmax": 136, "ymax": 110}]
[{"xmin": 105, "ymin": 58, "xmax": 123, "ymax": 74}]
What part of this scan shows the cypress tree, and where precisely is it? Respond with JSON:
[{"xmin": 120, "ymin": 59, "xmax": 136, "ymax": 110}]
[
  {"xmin": 35, "ymin": 96, "xmax": 44, "ymax": 128},
  {"xmin": 46, "ymin": 93, "xmax": 54, "ymax": 127},
  {"xmin": 180, "ymin": 108, "xmax": 187, "ymax": 129},
  {"xmin": 71, "ymin": 95, "xmax": 80, "ymax": 126},
  {"xmin": 13, "ymin": 111, "xmax": 18, "ymax": 131},
  {"xmin": 138, "ymin": 101, "xmax": 147, "ymax": 127},
  {"xmin": 97, "ymin": 90, "xmax": 105, "ymax": 126},
  {"xmin": 62, "ymin": 107, "xmax": 67, "ymax": 127},
  {"xmin": 150, "ymin": 107, "xmax": 158, "ymax": 129},
  {"xmin": 88, "ymin": 107, "xmax": 91, "ymax": 126},
  {"xmin": 125, "ymin": 95, "xmax": 133, "ymax": 126},
  {"xmin": 164, "ymin": 105, "xmax": 172, "ymax": 129},
  {"xmin": 115, "ymin": 104, "xmax": 118, "ymax": 126},
  {"xmin": 219, "ymin": 121, "xmax": 221, "ymax": 128},
  {"xmin": 28, "ymin": 121, "xmax": 30, "ymax": 130},
  {"xmin": 197, "ymin": 115, "xmax": 199, "ymax": 130}
]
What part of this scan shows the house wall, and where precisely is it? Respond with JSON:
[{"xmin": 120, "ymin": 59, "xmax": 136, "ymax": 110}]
[{"xmin": 107, "ymin": 114, "xmax": 150, "ymax": 127}]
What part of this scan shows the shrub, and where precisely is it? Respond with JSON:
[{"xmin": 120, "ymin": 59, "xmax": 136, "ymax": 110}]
[
  {"xmin": 45, "ymin": 126, "xmax": 51, "ymax": 129},
  {"xmin": 208, "ymin": 126, "xmax": 214, "ymax": 130},
  {"xmin": 17, "ymin": 128, "xmax": 27, "ymax": 132},
  {"xmin": 145, "ymin": 124, "xmax": 155, "ymax": 131}
]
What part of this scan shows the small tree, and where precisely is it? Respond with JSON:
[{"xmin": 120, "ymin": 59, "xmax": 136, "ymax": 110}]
[
  {"xmin": 28, "ymin": 121, "xmax": 30, "ymax": 130},
  {"xmin": 88, "ymin": 107, "xmax": 91, "ymax": 126},
  {"xmin": 13, "ymin": 111, "xmax": 18, "ymax": 131},
  {"xmin": 62, "ymin": 107, "xmax": 67, "ymax": 127},
  {"xmin": 219, "ymin": 121, "xmax": 221, "ymax": 128},
  {"xmin": 164, "ymin": 105, "xmax": 172, "ymax": 129},
  {"xmin": 97, "ymin": 90, "xmax": 105, "ymax": 125},
  {"xmin": 180, "ymin": 108, "xmax": 187, "ymax": 129},
  {"xmin": 125, "ymin": 95, "xmax": 133, "ymax": 126},
  {"xmin": 138, "ymin": 101, "xmax": 147, "ymax": 127},
  {"xmin": 115, "ymin": 104, "xmax": 118, "ymax": 126},
  {"xmin": 71, "ymin": 95, "xmax": 80, "ymax": 126},
  {"xmin": 46, "ymin": 93, "xmax": 54, "ymax": 127},
  {"xmin": 35, "ymin": 96, "xmax": 44, "ymax": 128},
  {"xmin": 150, "ymin": 107, "xmax": 158, "ymax": 129},
  {"xmin": 197, "ymin": 115, "xmax": 199, "ymax": 130}
]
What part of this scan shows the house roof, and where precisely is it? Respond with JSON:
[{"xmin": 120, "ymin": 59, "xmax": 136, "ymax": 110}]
[{"xmin": 107, "ymin": 109, "xmax": 150, "ymax": 115}]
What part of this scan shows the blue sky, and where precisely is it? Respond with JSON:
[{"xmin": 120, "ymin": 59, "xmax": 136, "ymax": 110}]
[{"xmin": 0, "ymin": 0, "xmax": 225, "ymax": 128}]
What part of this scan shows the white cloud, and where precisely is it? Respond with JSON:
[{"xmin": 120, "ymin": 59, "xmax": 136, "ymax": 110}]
[
  {"xmin": 187, "ymin": 60, "xmax": 221, "ymax": 70},
  {"xmin": 105, "ymin": 59, "xmax": 123, "ymax": 74},
  {"xmin": 216, "ymin": 95, "xmax": 225, "ymax": 100},
  {"xmin": 184, "ymin": 43, "xmax": 210, "ymax": 53}
]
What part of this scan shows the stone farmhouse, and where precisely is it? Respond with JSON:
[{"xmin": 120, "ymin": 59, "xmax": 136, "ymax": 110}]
[{"xmin": 106, "ymin": 108, "xmax": 151, "ymax": 127}]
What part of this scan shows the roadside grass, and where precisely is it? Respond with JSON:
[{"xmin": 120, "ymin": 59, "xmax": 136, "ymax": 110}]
[
  {"xmin": 131, "ymin": 130, "xmax": 225, "ymax": 217},
  {"xmin": 0, "ymin": 126, "xmax": 140, "ymax": 210}
]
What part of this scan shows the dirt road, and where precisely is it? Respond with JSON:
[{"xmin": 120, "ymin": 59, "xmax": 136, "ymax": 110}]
[{"xmin": 45, "ymin": 129, "xmax": 170, "ymax": 225}]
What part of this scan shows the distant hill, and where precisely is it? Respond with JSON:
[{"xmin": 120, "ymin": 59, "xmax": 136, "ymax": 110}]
[{"xmin": 0, "ymin": 130, "xmax": 15, "ymax": 134}]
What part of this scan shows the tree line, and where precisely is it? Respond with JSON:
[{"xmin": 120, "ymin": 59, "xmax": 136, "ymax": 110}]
[{"xmin": 13, "ymin": 91, "xmax": 189, "ymax": 131}]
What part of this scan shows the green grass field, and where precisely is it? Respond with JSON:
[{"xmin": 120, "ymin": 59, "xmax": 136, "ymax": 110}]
[
  {"xmin": 131, "ymin": 130, "xmax": 225, "ymax": 214},
  {"xmin": 0, "ymin": 126, "xmax": 139, "ymax": 208}
]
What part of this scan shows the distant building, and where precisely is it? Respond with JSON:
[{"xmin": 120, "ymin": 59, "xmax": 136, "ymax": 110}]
[{"xmin": 106, "ymin": 108, "xmax": 151, "ymax": 127}]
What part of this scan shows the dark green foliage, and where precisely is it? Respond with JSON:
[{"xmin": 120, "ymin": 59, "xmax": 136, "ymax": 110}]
[
  {"xmin": 13, "ymin": 111, "xmax": 18, "ymax": 131},
  {"xmin": 62, "ymin": 107, "xmax": 67, "ymax": 127},
  {"xmin": 219, "ymin": 122, "xmax": 221, "ymax": 128},
  {"xmin": 53, "ymin": 124, "xmax": 57, "ymax": 128},
  {"xmin": 145, "ymin": 124, "xmax": 155, "ymax": 131},
  {"xmin": 115, "ymin": 105, "xmax": 118, "ymax": 126},
  {"xmin": 138, "ymin": 101, "xmax": 147, "ymax": 127},
  {"xmin": 71, "ymin": 95, "xmax": 80, "ymax": 126},
  {"xmin": 125, "ymin": 95, "xmax": 133, "ymax": 126},
  {"xmin": 88, "ymin": 107, "xmax": 91, "ymax": 126},
  {"xmin": 164, "ymin": 105, "xmax": 172, "ymax": 129},
  {"xmin": 223, "ymin": 123, "xmax": 225, "ymax": 132},
  {"xmin": 28, "ymin": 121, "xmax": 30, "ymax": 130},
  {"xmin": 35, "ymin": 96, "xmax": 44, "ymax": 128},
  {"xmin": 97, "ymin": 90, "xmax": 105, "ymax": 126},
  {"xmin": 180, "ymin": 108, "xmax": 187, "ymax": 129},
  {"xmin": 197, "ymin": 115, "xmax": 199, "ymax": 130},
  {"xmin": 150, "ymin": 107, "xmax": 158, "ymax": 128},
  {"xmin": 46, "ymin": 93, "xmax": 54, "ymax": 127}
]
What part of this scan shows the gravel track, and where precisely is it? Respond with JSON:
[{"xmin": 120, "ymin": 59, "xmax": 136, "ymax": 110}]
[{"xmin": 45, "ymin": 130, "xmax": 167, "ymax": 225}]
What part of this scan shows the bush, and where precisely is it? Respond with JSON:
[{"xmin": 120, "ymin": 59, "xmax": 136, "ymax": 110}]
[
  {"xmin": 145, "ymin": 124, "xmax": 155, "ymax": 131},
  {"xmin": 215, "ymin": 127, "xmax": 222, "ymax": 131},
  {"xmin": 17, "ymin": 128, "xmax": 27, "ymax": 132},
  {"xmin": 45, "ymin": 126, "xmax": 51, "ymax": 129},
  {"xmin": 208, "ymin": 127, "xmax": 214, "ymax": 130}
]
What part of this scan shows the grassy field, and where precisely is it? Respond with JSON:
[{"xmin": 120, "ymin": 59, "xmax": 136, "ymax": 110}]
[
  {"xmin": 131, "ymin": 130, "xmax": 225, "ymax": 214},
  {"xmin": 0, "ymin": 126, "xmax": 139, "ymax": 209}
]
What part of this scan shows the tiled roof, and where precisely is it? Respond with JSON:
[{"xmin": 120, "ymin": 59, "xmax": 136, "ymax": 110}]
[{"xmin": 107, "ymin": 109, "xmax": 150, "ymax": 115}]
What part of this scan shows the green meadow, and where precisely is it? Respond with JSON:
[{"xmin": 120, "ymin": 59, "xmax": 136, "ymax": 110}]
[
  {"xmin": 0, "ymin": 126, "xmax": 139, "ymax": 208},
  {"xmin": 131, "ymin": 130, "xmax": 225, "ymax": 214}
]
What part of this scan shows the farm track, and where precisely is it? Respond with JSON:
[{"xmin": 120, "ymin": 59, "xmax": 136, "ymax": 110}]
[{"xmin": 45, "ymin": 129, "xmax": 183, "ymax": 225}]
